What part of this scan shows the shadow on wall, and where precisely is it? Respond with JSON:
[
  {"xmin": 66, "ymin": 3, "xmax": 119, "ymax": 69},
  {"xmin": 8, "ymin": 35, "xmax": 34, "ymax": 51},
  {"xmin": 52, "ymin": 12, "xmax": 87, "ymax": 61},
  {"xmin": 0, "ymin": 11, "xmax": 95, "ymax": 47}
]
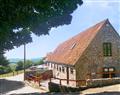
[
  {"xmin": 0, "ymin": 79, "xmax": 25, "ymax": 94},
  {"xmin": 87, "ymin": 92, "xmax": 120, "ymax": 95}
]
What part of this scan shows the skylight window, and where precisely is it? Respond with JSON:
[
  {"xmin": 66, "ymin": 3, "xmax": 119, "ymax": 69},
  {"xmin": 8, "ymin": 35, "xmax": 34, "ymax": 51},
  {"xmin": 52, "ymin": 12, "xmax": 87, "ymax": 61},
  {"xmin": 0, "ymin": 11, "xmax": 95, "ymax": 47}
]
[{"xmin": 70, "ymin": 43, "xmax": 76, "ymax": 49}]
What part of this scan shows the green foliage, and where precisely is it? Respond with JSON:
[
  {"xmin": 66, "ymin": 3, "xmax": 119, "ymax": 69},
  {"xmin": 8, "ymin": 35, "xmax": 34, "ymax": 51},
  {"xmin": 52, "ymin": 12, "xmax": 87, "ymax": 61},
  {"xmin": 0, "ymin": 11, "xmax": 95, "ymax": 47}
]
[
  {"xmin": 0, "ymin": 66, "xmax": 12, "ymax": 74},
  {"xmin": 16, "ymin": 61, "xmax": 24, "ymax": 71},
  {"xmin": 0, "ymin": 0, "xmax": 83, "ymax": 51},
  {"xmin": 33, "ymin": 59, "xmax": 44, "ymax": 66},
  {"xmin": 0, "ymin": 54, "xmax": 11, "ymax": 74},
  {"xmin": 0, "ymin": 54, "xmax": 9, "ymax": 66},
  {"xmin": 9, "ymin": 64, "xmax": 16, "ymax": 72},
  {"xmin": 25, "ymin": 60, "xmax": 33, "ymax": 68},
  {"xmin": 16, "ymin": 60, "xmax": 33, "ymax": 71}
]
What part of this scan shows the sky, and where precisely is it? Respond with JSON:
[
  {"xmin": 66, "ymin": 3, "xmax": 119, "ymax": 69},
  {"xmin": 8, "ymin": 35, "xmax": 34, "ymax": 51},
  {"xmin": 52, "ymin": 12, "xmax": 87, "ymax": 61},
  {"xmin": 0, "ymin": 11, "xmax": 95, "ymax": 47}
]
[{"xmin": 5, "ymin": 0, "xmax": 120, "ymax": 59}]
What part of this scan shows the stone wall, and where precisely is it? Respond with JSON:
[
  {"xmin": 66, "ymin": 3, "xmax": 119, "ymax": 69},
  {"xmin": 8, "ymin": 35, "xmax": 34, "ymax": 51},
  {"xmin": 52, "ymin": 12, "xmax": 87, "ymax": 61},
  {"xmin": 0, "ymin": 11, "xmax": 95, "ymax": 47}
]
[
  {"xmin": 75, "ymin": 22, "xmax": 120, "ymax": 83},
  {"xmin": 87, "ymin": 78, "xmax": 120, "ymax": 87}
]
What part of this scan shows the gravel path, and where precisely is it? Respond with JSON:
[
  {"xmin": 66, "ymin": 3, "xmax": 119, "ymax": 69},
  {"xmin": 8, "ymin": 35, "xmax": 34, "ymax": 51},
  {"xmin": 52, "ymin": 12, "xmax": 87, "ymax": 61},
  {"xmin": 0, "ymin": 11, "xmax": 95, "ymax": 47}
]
[{"xmin": 0, "ymin": 74, "xmax": 47, "ymax": 95}]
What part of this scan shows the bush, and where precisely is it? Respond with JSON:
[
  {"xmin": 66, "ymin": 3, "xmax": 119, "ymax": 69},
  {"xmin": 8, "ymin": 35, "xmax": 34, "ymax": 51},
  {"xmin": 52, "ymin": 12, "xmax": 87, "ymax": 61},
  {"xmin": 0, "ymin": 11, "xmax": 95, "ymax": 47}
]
[
  {"xmin": 16, "ymin": 61, "xmax": 23, "ymax": 71},
  {"xmin": 33, "ymin": 59, "xmax": 44, "ymax": 66},
  {"xmin": 0, "ymin": 66, "xmax": 12, "ymax": 74},
  {"xmin": 16, "ymin": 60, "xmax": 33, "ymax": 71}
]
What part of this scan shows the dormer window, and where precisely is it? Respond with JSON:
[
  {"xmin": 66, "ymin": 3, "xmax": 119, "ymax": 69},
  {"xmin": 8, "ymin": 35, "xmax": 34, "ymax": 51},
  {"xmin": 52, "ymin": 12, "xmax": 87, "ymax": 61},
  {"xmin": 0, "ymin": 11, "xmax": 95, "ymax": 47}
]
[{"xmin": 103, "ymin": 43, "xmax": 112, "ymax": 56}]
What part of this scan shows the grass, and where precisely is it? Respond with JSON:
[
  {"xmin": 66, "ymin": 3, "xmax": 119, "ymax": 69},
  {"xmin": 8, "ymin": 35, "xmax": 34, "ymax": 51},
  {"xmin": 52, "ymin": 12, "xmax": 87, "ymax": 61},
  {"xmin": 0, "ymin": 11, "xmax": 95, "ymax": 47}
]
[{"xmin": 0, "ymin": 70, "xmax": 24, "ymax": 78}]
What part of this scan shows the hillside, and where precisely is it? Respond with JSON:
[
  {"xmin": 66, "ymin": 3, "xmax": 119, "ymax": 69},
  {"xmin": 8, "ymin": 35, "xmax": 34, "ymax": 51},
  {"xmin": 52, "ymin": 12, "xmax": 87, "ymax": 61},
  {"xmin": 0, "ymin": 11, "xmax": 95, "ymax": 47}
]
[{"xmin": 9, "ymin": 58, "xmax": 42, "ymax": 64}]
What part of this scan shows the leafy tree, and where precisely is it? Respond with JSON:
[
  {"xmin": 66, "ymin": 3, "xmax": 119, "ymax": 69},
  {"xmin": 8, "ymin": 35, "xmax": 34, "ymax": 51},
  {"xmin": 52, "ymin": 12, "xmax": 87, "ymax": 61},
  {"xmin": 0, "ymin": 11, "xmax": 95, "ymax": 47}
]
[
  {"xmin": 16, "ymin": 60, "xmax": 33, "ymax": 71},
  {"xmin": 25, "ymin": 60, "xmax": 33, "ymax": 68},
  {"xmin": 0, "ymin": 54, "xmax": 9, "ymax": 66},
  {"xmin": 33, "ymin": 59, "xmax": 44, "ymax": 66},
  {"xmin": 0, "ymin": 66, "xmax": 4, "ymax": 74},
  {"xmin": 16, "ymin": 61, "xmax": 23, "ymax": 71},
  {"xmin": 9, "ymin": 64, "xmax": 16, "ymax": 72},
  {"xmin": 0, "ymin": 0, "xmax": 83, "ymax": 52},
  {"xmin": 0, "ymin": 55, "xmax": 11, "ymax": 74}
]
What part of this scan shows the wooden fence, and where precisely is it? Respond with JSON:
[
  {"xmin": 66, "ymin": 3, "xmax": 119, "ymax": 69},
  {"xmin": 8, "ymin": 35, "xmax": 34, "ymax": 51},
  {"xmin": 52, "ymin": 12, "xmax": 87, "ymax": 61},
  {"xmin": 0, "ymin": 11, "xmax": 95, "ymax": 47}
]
[
  {"xmin": 25, "ymin": 71, "xmax": 120, "ymax": 87},
  {"xmin": 50, "ymin": 77, "xmax": 86, "ymax": 87},
  {"xmin": 25, "ymin": 70, "xmax": 53, "ymax": 86}
]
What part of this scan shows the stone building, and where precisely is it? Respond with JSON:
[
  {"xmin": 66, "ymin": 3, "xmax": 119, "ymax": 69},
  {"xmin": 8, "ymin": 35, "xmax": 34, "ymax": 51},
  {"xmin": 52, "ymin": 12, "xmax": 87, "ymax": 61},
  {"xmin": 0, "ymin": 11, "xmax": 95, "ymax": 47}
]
[{"xmin": 45, "ymin": 19, "xmax": 120, "ymax": 87}]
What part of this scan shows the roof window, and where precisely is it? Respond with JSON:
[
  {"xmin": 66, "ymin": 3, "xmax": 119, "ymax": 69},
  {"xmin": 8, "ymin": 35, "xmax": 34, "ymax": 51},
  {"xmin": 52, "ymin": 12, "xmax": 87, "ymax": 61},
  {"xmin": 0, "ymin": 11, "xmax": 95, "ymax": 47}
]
[{"xmin": 70, "ymin": 43, "xmax": 76, "ymax": 49}]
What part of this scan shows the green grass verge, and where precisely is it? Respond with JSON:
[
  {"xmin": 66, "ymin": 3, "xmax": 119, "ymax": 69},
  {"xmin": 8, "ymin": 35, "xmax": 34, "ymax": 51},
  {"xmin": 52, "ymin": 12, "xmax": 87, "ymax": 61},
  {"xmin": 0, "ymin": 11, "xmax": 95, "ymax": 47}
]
[{"xmin": 0, "ymin": 70, "xmax": 24, "ymax": 78}]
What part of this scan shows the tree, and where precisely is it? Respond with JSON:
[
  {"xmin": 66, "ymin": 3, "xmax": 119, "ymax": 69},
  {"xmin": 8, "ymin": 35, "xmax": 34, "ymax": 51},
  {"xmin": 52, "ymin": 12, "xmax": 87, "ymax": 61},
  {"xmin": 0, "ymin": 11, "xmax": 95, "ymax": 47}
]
[
  {"xmin": 0, "ymin": 0, "xmax": 83, "ymax": 51},
  {"xmin": 25, "ymin": 60, "xmax": 33, "ymax": 68},
  {"xmin": 33, "ymin": 59, "xmax": 44, "ymax": 66},
  {"xmin": 0, "ymin": 55, "xmax": 11, "ymax": 74},
  {"xmin": 16, "ymin": 61, "xmax": 23, "ymax": 71},
  {"xmin": 16, "ymin": 60, "xmax": 33, "ymax": 71},
  {"xmin": 0, "ymin": 54, "xmax": 9, "ymax": 66},
  {"xmin": 9, "ymin": 64, "xmax": 16, "ymax": 72}
]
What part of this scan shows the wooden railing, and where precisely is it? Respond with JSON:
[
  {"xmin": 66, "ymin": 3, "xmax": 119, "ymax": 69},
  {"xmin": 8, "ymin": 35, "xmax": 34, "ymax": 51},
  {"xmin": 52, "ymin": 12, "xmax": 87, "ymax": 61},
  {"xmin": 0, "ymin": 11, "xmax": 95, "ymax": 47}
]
[
  {"xmin": 25, "ymin": 75, "xmax": 41, "ymax": 86},
  {"xmin": 50, "ymin": 77, "xmax": 86, "ymax": 86},
  {"xmin": 25, "ymin": 70, "xmax": 120, "ymax": 87},
  {"xmin": 25, "ymin": 70, "xmax": 53, "ymax": 86}
]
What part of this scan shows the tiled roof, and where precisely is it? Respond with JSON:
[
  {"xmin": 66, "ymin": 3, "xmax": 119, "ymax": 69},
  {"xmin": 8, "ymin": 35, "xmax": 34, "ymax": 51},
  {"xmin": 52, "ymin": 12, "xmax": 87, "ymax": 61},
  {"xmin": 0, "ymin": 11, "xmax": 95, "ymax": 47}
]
[{"xmin": 46, "ymin": 19, "xmax": 108, "ymax": 65}]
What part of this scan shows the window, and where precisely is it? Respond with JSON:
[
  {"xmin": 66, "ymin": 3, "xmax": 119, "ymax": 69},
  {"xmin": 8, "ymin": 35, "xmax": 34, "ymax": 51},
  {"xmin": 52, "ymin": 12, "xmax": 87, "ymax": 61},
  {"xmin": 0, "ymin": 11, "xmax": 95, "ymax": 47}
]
[
  {"xmin": 59, "ymin": 67, "xmax": 61, "ymax": 72},
  {"xmin": 103, "ymin": 67, "xmax": 115, "ymax": 78},
  {"xmin": 109, "ymin": 68, "xmax": 114, "ymax": 72},
  {"xmin": 103, "ymin": 67, "xmax": 115, "ymax": 72},
  {"xmin": 51, "ymin": 63, "xmax": 52, "ymax": 68},
  {"xmin": 70, "ymin": 68, "xmax": 74, "ymax": 74},
  {"xmin": 57, "ymin": 65, "xmax": 58, "ymax": 70},
  {"xmin": 54, "ymin": 64, "xmax": 56, "ymax": 69},
  {"xmin": 103, "ymin": 43, "xmax": 112, "ymax": 56},
  {"xmin": 104, "ymin": 68, "xmax": 108, "ymax": 72},
  {"xmin": 70, "ymin": 43, "xmax": 76, "ymax": 49},
  {"xmin": 62, "ymin": 66, "xmax": 65, "ymax": 73}
]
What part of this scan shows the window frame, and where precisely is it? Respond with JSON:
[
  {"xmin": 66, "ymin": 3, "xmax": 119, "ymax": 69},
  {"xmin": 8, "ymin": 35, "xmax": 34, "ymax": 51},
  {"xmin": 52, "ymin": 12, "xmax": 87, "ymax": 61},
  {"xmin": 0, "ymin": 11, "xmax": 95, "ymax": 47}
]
[
  {"xmin": 62, "ymin": 66, "xmax": 65, "ymax": 73},
  {"xmin": 70, "ymin": 68, "xmax": 74, "ymax": 74},
  {"xmin": 59, "ymin": 66, "xmax": 61, "ymax": 72},
  {"xmin": 103, "ymin": 43, "xmax": 112, "ymax": 57}
]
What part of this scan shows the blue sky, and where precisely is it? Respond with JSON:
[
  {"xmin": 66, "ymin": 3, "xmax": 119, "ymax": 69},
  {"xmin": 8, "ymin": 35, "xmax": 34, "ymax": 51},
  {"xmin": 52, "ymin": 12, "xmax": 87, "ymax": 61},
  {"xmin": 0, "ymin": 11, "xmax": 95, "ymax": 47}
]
[{"xmin": 5, "ymin": 0, "xmax": 120, "ymax": 59}]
